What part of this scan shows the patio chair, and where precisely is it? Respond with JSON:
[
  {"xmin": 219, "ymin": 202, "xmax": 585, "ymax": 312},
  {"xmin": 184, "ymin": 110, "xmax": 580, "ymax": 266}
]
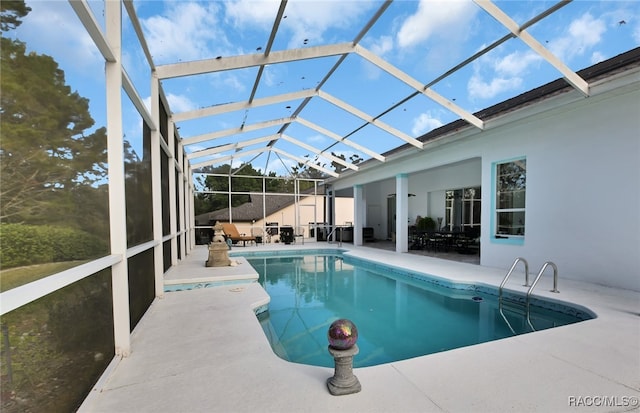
[
  {"xmin": 250, "ymin": 227, "xmax": 265, "ymax": 245},
  {"xmin": 221, "ymin": 223, "xmax": 256, "ymax": 247}
]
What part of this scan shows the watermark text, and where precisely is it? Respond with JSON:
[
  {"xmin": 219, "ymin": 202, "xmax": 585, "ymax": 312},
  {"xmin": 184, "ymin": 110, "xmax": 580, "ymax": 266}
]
[{"xmin": 568, "ymin": 395, "xmax": 639, "ymax": 408}]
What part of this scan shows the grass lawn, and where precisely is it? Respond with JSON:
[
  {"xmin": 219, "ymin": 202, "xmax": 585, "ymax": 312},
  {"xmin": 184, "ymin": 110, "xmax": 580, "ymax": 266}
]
[
  {"xmin": 0, "ymin": 261, "xmax": 89, "ymax": 292},
  {"xmin": 1, "ymin": 261, "xmax": 113, "ymax": 413}
]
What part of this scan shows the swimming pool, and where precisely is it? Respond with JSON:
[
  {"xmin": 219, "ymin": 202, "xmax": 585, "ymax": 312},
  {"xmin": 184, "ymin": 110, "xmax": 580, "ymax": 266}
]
[{"xmin": 242, "ymin": 250, "xmax": 594, "ymax": 368}]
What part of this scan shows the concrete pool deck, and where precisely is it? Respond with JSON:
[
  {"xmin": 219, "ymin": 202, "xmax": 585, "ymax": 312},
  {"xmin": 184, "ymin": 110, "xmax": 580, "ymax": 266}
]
[{"xmin": 79, "ymin": 242, "xmax": 640, "ymax": 413}]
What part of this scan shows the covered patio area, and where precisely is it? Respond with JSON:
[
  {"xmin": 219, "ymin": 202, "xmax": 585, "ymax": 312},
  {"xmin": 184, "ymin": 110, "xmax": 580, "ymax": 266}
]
[
  {"xmin": 2, "ymin": 1, "xmax": 638, "ymax": 411},
  {"xmin": 366, "ymin": 239, "xmax": 480, "ymax": 265}
]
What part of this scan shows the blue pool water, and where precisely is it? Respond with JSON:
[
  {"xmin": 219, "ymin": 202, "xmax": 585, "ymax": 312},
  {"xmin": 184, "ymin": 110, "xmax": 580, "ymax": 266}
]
[{"xmin": 243, "ymin": 251, "xmax": 593, "ymax": 368}]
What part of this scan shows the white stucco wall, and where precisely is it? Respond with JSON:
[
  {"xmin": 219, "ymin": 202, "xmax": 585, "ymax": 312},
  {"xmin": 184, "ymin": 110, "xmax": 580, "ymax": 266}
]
[
  {"xmin": 330, "ymin": 70, "xmax": 640, "ymax": 290},
  {"xmin": 479, "ymin": 83, "xmax": 639, "ymax": 290}
]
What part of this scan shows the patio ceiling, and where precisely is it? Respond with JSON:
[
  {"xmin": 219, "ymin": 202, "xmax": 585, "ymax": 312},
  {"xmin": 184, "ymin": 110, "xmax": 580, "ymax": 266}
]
[{"xmin": 122, "ymin": 0, "xmax": 634, "ymax": 178}]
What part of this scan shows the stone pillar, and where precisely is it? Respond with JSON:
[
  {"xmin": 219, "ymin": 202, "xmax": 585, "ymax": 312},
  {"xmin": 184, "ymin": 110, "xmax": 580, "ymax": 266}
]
[
  {"xmin": 327, "ymin": 345, "xmax": 361, "ymax": 395},
  {"xmin": 206, "ymin": 223, "xmax": 231, "ymax": 267},
  {"xmin": 327, "ymin": 318, "xmax": 361, "ymax": 396}
]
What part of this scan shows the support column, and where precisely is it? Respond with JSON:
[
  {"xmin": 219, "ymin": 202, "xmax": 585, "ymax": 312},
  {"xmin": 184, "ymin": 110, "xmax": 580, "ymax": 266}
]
[
  {"xmin": 168, "ymin": 122, "xmax": 178, "ymax": 266},
  {"xmin": 353, "ymin": 185, "xmax": 364, "ymax": 246},
  {"xmin": 188, "ymin": 167, "xmax": 196, "ymax": 250},
  {"xmin": 105, "ymin": 0, "xmax": 131, "ymax": 357},
  {"xmin": 150, "ymin": 73, "xmax": 164, "ymax": 299},
  {"xmin": 326, "ymin": 185, "xmax": 335, "ymax": 241},
  {"xmin": 178, "ymin": 149, "xmax": 186, "ymax": 259},
  {"xmin": 396, "ymin": 174, "xmax": 409, "ymax": 253}
]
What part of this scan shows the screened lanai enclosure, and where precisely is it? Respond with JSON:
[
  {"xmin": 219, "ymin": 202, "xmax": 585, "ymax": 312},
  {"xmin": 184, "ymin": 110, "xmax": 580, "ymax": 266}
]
[{"xmin": 1, "ymin": 0, "xmax": 639, "ymax": 411}]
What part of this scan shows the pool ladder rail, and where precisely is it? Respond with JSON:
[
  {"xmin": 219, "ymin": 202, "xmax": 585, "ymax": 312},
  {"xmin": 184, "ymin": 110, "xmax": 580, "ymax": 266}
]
[
  {"xmin": 326, "ymin": 226, "xmax": 343, "ymax": 247},
  {"xmin": 499, "ymin": 258, "xmax": 560, "ymax": 333}
]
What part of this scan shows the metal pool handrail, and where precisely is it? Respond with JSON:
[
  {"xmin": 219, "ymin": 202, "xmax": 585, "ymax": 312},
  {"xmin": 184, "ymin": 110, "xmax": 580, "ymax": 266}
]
[
  {"xmin": 499, "ymin": 257, "xmax": 530, "ymax": 304},
  {"xmin": 499, "ymin": 257, "xmax": 530, "ymax": 331},
  {"xmin": 326, "ymin": 225, "xmax": 343, "ymax": 247},
  {"xmin": 499, "ymin": 259, "xmax": 560, "ymax": 334},
  {"xmin": 526, "ymin": 261, "xmax": 560, "ymax": 313}
]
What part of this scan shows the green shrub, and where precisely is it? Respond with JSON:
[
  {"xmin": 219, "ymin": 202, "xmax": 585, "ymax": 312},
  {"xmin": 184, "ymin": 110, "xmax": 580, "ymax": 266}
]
[
  {"xmin": 0, "ymin": 224, "xmax": 108, "ymax": 269},
  {"xmin": 417, "ymin": 216, "xmax": 436, "ymax": 232}
]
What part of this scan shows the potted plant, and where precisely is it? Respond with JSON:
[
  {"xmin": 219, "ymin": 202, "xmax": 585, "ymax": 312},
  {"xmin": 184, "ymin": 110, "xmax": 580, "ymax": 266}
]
[{"xmin": 417, "ymin": 216, "xmax": 436, "ymax": 232}]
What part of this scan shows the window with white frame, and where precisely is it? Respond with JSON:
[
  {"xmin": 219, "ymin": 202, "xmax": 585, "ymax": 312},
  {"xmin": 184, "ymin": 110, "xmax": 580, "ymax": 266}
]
[
  {"xmin": 495, "ymin": 158, "xmax": 526, "ymax": 237},
  {"xmin": 444, "ymin": 187, "xmax": 481, "ymax": 232}
]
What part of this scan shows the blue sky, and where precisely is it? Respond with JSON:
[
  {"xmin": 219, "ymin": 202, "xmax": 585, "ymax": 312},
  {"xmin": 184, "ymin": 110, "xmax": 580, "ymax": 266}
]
[{"xmin": 11, "ymin": 0, "xmax": 640, "ymax": 175}]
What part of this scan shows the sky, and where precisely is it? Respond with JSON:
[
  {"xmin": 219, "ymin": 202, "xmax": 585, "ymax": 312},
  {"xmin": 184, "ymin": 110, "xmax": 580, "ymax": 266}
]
[{"xmin": 10, "ymin": 0, "xmax": 640, "ymax": 177}]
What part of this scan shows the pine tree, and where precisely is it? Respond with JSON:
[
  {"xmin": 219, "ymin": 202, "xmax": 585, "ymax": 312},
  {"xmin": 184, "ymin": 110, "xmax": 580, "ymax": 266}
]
[{"xmin": 0, "ymin": 2, "xmax": 107, "ymax": 226}]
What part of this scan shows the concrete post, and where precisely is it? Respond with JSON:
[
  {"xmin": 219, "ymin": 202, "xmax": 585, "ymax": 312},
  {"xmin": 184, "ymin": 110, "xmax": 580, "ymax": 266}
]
[{"xmin": 327, "ymin": 345, "xmax": 361, "ymax": 395}]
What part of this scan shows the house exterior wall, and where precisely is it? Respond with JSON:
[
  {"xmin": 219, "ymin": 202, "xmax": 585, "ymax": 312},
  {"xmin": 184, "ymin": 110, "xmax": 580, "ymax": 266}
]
[
  {"xmin": 243, "ymin": 196, "xmax": 354, "ymax": 238},
  {"xmin": 362, "ymin": 179, "xmax": 390, "ymax": 239},
  {"xmin": 330, "ymin": 70, "xmax": 640, "ymax": 291},
  {"xmin": 479, "ymin": 82, "xmax": 639, "ymax": 291}
]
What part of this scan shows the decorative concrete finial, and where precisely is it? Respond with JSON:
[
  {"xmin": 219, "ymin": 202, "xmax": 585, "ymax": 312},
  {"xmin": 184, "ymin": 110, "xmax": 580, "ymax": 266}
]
[
  {"xmin": 206, "ymin": 223, "xmax": 231, "ymax": 267},
  {"xmin": 326, "ymin": 319, "xmax": 361, "ymax": 395}
]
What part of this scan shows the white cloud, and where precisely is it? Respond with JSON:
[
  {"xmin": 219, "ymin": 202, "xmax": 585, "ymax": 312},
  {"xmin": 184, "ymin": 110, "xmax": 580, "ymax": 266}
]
[
  {"xmin": 361, "ymin": 59, "xmax": 387, "ymax": 80},
  {"xmin": 494, "ymin": 50, "xmax": 541, "ymax": 77},
  {"xmin": 142, "ymin": 93, "xmax": 196, "ymax": 118},
  {"xmin": 225, "ymin": 0, "xmax": 278, "ymax": 30},
  {"xmin": 222, "ymin": 74, "xmax": 247, "ymax": 93},
  {"xmin": 361, "ymin": 35, "xmax": 395, "ymax": 79},
  {"xmin": 590, "ymin": 51, "xmax": 607, "ymax": 65},
  {"xmin": 263, "ymin": 64, "xmax": 288, "ymax": 88},
  {"xmin": 466, "ymin": 48, "xmax": 539, "ymax": 100},
  {"xmin": 411, "ymin": 112, "xmax": 444, "ymax": 136},
  {"xmin": 284, "ymin": 1, "xmax": 372, "ymax": 46},
  {"xmin": 370, "ymin": 35, "xmax": 394, "ymax": 57},
  {"xmin": 142, "ymin": 2, "xmax": 228, "ymax": 63},
  {"xmin": 306, "ymin": 134, "xmax": 328, "ymax": 144},
  {"xmin": 568, "ymin": 13, "xmax": 606, "ymax": 47},
  {"xmin": 464, "ymin": 11, "xmax": 609, "ymax": 101},
  {"xmin": 548, "ymin": 13, "xmax": 606, "ymax": 61},
  {"xmin": 142, "ymin": 96, "xmax": 152, "ymax": 114},
  {"xmin": 15, "ymin": 1, "xmax": 102, "ymax": 73},
  {"xmin": 468, "ymin": 74, "xmax": 522, "ymax": 100},
  {"xmin": 185, "ymin": 144, "xmax": 207, "ymax": 154},
  {"xmin": 397, "ymin": 0, "xmax": 477, "ymax": 49},
  {"xmin": 263, "ymin": 66, "xmax": 278, "ymax": 87},
  {"xmin": 225, "ymin": 0, "xmax": 372, "ymax": 48},
  {"xmin": 166, "ymin": 93, "xmax": 197, "ymax": 113}
]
